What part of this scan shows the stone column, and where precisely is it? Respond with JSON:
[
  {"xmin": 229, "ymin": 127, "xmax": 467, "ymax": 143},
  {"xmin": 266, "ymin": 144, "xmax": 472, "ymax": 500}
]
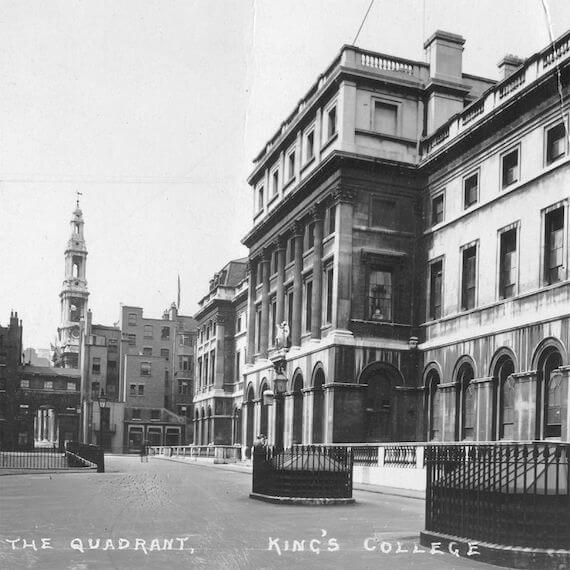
[
  {"xmin": 332, "ymin": 188, "xmax": 356, "ymax": 331},
  {"xmin": 253, "ymin": 398, "xmax": 262, "ymax": 441},
  {"xmin": 302, "ymin": 387, "xmax": 314, "ymax": 443},
  {"xmin": 558, "ymin": 365, "xmax": 570, "ymax": 441},
  {"xmin": 311, "ymin": 205, "xmax": 324, "ymax": 339},
  {"xmin": 283, "ymin": 392, "xmax": 294, "ymax": 448},
  {"xmin": 275, "ymin": 236, "xmax": 286, "ymax": 328},
  {"xmin": 260, "ymin": 251, "xmax": 270, "ymax": 358},
  {"xmin": 473, "ymin": 377, "xmax": 494, "ymax": 441},
  {"xmin": 246, "ymin": 258, "xmax": 257, "ymax": 364},
  {"xmin": 291, "ymin": 221, "xmax": 304, "ymax": 346}
]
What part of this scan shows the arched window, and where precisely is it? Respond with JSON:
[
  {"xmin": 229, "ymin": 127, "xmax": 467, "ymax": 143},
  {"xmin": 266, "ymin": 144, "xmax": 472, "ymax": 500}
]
[
  {"xmin": 457, "ymin": 362, "xmax": 475, "ymax": 441},
  {"xmin": 538, "ymin": 348, "xmax": 563, "ymax": 438},
  {"xmin": 259, "ymin": 380, "xmax": 269, "ymax": 438},
  {"xmin": 312, "ymin": 369, "xmax": 325, "ymax": 444},
  {"xmin": 292, "ymin": 373, "xmax": 303, "ymax": 444},
  {"xmin": 427, "ymin": 371, "xmax": 441, "ymax": 441},
  {"xmin": 495, "ymin": 356, "xmax": 515, "ymax": 440}
]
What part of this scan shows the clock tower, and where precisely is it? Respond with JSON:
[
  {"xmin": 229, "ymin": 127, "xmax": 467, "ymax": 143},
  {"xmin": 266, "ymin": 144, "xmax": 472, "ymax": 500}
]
[{"xmin": 54, "ymin": 200, "xmax": 89, "ymax": 368}]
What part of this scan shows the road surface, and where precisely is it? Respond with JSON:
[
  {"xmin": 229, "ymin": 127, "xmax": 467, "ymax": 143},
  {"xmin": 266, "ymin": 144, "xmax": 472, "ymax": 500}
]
[{"xmin": 0, "ymin": 455, "xmax": 489, "ymax": 569}]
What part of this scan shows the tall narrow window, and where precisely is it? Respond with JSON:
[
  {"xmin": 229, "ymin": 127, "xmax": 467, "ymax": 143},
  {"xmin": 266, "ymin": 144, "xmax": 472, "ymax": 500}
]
[
  {"xmin": 327, "ymin": 203, "xmax": 336, "ymax": 235},
  {"xmin": 255, "ymin": 306, "xmax": 262, "ymax": 353},
  {"xmin": 325, "ymin": 267, "xmax": 334, "ymax": 324},
  {"xmin": 287, "ymin": 237, "xmax": 295, "ymax": 264},
  {"xmin": 458, "ymin": 363, "xmax": 475, "ymax": 441},
  {"xmin": 496, "ymin": 357, "xmax": 515, "ymax": 440},
  {"xmin": 428, "ymin": 372, "xmax": 442, "ymax": 441},
  {"xmin": 429, "ymin": 260, "xmax": 443, "ymax": 320},
  {"xmin": 327, "ymin": 106, "xmax": 337, "ymax": 139},
  {"xmin": 305, "ymin": 280, "xmax": 313, "ymax": 332},
  {"xmin": 287, "ymin": 289, "xmax": 294, "ymax": 332},
  {"xmin": 502, "ymin": 148, "xmax": 519, "ymax": 188},
  {"xmin": 431, "ymin": 193, "xmax": 444, "ymax": 225},
  {"xmin": 128, "ymin": 313, "xmax": 137, "ymax": 325},
  {"xmin": 235, "ymin": 351, "xmax": 241, "ymax": 382},
  {"xmin": 368, "ymin": 269, "xmax": 392, "ymax": 321},
  {"xmin": 287, "ymin": 149, "xmax": 296, "ymax": 181},
  {"xmin": 499, "ymin": 228, "xmax": 517, "ymax": 298},
  {"xmin": 306, "ymin": 221, "xmax": 315, "ymax": 250},
  {"xmin": 209, "ymin": 350, "xmax": 215, "ymax": 385},
  {"xmin": 546, "ymin": 121, "xmax": 566, "ymax": 164},
  {"xmin": 92, "ymin": 357, "xmax": 101, "ymax": 375},
  {"xmin": 272, "ymin": 169, "xmax": 279, "ymax": 197},
  {"xmin": 257, "ymin": 186, "xmax": 264, "ymax": 212},
  {"xmin": 305, "ymin": 130, "xmax": 315, "ymax": 162},
  {"xmin": 544, "ymin": 207, "xmax": 564, "ymax": 284},
  {"xmin": 270, "ymin": 297, "xmax": 277, "ymax": 346},
  {"xmin": 461, "ymin": 245, "xmax": 477, "ymax": 310},
  {"xmin": 463, "ymin": 172, "xmax": 479, "ymax": 208},
  {"xmin": 373, "ymin": 101, "xmax": 397, "ymax": 135}
]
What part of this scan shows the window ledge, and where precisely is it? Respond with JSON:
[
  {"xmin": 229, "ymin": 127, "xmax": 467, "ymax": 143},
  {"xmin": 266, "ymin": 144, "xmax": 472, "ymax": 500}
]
[{"xmin": 321, "ymin": 132, "xmax": 338, "ymax": 153}]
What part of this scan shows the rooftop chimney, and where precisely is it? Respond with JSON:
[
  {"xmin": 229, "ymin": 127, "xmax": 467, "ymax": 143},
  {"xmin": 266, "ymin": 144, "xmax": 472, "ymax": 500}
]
[
  {"xmin": 497, "ymin": 54, "xmax": 525, "ymax": 80},
  {"xmin": 424, "ymin": 30, "xmax": 466, "ymax": 82}
]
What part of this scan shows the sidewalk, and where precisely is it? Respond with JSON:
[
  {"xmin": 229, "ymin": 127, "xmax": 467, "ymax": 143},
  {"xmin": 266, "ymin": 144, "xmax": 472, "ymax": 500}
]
[{"xmin": 151, "ymin": 454, "xmax": 425, "ymax": 500}]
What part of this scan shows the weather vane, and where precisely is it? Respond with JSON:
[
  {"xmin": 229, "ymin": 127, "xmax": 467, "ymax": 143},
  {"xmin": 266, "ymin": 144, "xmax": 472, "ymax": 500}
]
[{"xmin": 76, "ymin": 190, "xmax": 83, "ymax": 207}]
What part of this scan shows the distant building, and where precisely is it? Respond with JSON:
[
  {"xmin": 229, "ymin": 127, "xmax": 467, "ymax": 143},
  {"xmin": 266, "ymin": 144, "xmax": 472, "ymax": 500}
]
[
  {"xmin": 23, "ymin": 348, "xmax": 52, "ymax": 367},
  {"xmin": 193, "ymin": 258, "xmax": 248, "ymax": 446},
  {"xmin": 120, "ymin": 303, "xmax": 197, "ymax": 450}
]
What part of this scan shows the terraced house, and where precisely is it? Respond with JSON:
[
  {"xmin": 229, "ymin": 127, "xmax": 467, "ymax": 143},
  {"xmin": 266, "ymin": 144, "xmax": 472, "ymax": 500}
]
[{"xmin": 240, "ymin": 29, "xmax": 570, "ymax": 447}]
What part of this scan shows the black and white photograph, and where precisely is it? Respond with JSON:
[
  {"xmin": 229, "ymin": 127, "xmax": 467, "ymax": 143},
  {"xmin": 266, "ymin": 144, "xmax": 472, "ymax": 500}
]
[{"xmin": 1, "ymin": 1, "xmax": 569, "ymax": 568}]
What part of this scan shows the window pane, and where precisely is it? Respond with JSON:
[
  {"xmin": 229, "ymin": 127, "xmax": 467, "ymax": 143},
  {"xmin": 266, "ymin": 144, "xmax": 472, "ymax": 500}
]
[
  {"xmin": 547, "ymin": 122, "xmax": 566, "ymax": 164},
  {"xmin": 502, "ymin": 149, "xmax": 519, "ymax": 187},
  {"xmin": 368, "ymin": 269, "xmax": 392, "ymax": 321},
  {"xmin": 464, "ymin": 173, "xmax": 478, "ymax": 208},
  {"xmin": 462, "ymin": 246, "xmax": 477, "ymax": 310},
  {"xmin": 429, "ymin": 261, "xmax": 443, "ymax": 320},
  {"xmin": 432, "ymin": 194, "xmax": 444, "ymax": 225}
]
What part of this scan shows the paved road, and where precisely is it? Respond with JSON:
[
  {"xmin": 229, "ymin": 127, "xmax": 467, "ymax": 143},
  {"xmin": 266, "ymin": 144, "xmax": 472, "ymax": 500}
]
[{"xmin": 0, "ymin": 455, "xmax": 490, "ymax": 569}]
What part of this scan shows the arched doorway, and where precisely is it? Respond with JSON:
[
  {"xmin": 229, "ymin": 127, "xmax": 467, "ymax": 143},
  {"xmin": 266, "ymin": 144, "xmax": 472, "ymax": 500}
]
[
  {"xmin": 312, "ymin": 368, "xmax": 325, "ymax": 443},
  {"xmin": 426, "ymin": 370, "xmax": 441, "ymax": 441},
  {"xmin": 456, "ymin": 362, "xmax": 475, "ymax": 441},
  {"xmin": 494, "ymin": 355, "xmax": 515, "ymax": 440},
  {"xmin": 259, "ymin": 379, "xmax": 269, "ymax": 438},
  {"xmin": 360, "ymin": 364, "xmax": 401, "ymax": 442},
  {"xmin": 292, "ymin": 373, "xmax": 303, "ymax": 444},
  {"xmin": 537, "ymin": 347, "xmax": 563, "ymax": 438},
  {"xmin": 245, "ymin": 386, "xmax": 255, "ymax": 451}
]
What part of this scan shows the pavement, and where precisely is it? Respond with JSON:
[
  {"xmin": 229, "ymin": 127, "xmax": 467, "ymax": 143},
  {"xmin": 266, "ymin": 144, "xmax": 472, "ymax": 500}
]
[{"xmin": 0, "ymin": 454, "xmax": 493, "ymax": 569}]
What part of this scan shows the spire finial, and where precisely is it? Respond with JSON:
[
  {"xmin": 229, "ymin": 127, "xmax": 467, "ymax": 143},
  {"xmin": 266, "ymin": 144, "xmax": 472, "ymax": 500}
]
[{"xmin": 76, "ymin": 190, "xmax": 83, "ymax": 208}]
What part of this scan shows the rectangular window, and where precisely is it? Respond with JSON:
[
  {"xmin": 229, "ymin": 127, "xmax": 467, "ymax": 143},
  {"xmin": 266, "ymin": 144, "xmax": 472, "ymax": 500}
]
[
  {"xmin": 197, "ymin": 357, "xmax": 202, "ymax": 387},
  {"xmin": 161, "ymin": 326, "xmax": 170, "ymax": 340},
  {"xmin": 92, "ymin": 357, "xmax": 101, "ymax": 375},
  {"xmin": 127, "ymin": 334, "xmax": 136, "ymax": 346},
  {"xmin": 502, "ymin": 147, "xmax": 519, "ymax": 188},
  {"xmin": 129, "ymin": 384, "xmax": 136, "ymax": 396},
  {"xmin": 235, "ymin": 350, "xmax": 241, "ymax": 381},
  {"xmin": 463, "ymin": 172, "xmax": 479, "ymax": 209},
  {"xmin": 546, "ymin": 121, "xmax": 567, "ymax": 164},
  {"xmin": 327, "ymin": 105, "xmax": 337, "ymax": 139},
  {"xmin": 210, "ymin": 350, "xmax": 216, "ymax": 384},
  {"xmin": 370, "ymin": 197, "xmax": 396, "ymax": 229},
  {"xmin": 138, "ymin": 384, "xmax": 145, "ymax": 396},
  {"xmin": 179, "ymin": 355, "xmax": 191, "ymax": 371},
  {"xmin": 67, "ymin": 382, "xmax": 75, "ymax": 391},
  {"xmin": 150, "ymin": 409, "xmax": 160, "ymax": 420},
  {"xmin": 306, "ymin": 221, "xmax": 315, "ymax": 250},
  {"xmin": 236, "ymin": 315, "xmax": 242, "ymax": 333},
  {"xmin": 128, "ymin": 313, "xmax": 137, "ymax": 326},
  {"xmin": 142, "ymin": 347, "xmax": 152, "ymax": 356},
  {"xmin": 140, "ymin": 362, "xmax": 151, "ymax": 376},
  {"xmin": 305, "ymin": 130, "xmax": 315, "ymax": 162},
  {"xmin": 143, "ymin": 325, "xmax": 153, "ymax": 339},
  {"xmin": 429, "ymin": 260, "xmax": 443, "ymax": 320},
  {"xmin": 287, "ymin": 289, "xmax": 294, "ymax": 332},
  {"xmin": 327, "ymin": 203, "xmax": 336, "ymax": 235},
  {"xmin": 461, "ymin": 245, "xmax": 477, "ymax": 310},
  {"xmin": 431, "ymin": 193, "xmax": 444, "ymax": 225},
  {"xmin": 132, "ymin": 408, "xmax": 141, "ymax": 420},
  {"xmin": 272, "ymin": 169, "xmax": 279, "ymax": 196},
  {"xmin": 544, "ymin": 207, "xmax": 565, "ymax": 284},
  {"xmin": 180, "ymin": 334, "xmax": 191, "ymax": 346},
  {"xmin": 270, "ymin": 297, "xmax": 277, "ymax": 346},
  {"xmin": 499, "ymin": 228, "xmax": 518, "ymax": 299},
  {"xmin": 160, "ymin": 348, "xmax": 170, "ymax": 361},
  {"xmin": 178, "ymin": 379, "xmax": 189, "ymax": 395},
  {"xmin": 373, "ymin": 101, "xmax": 397, "ymax": 135},
  {"xmin": 20, "ymin": 379, "xmax": 30, "ymax": 389},
  {"xmin": 325, "ymin": 267, "xmax": 334, "ymax": 324},
  {"xmin": 287, "ymin": 149, "xmax": 296, "ymax": 181},
  {"xmin": 271, "ymin": 250, "xmax": 278, "ymax": 275},
  {"xmin": 255, "ymin": 306, "xmax": 262, "ymax": 353},
  {"xmin": 368, "ymin": 269, "xmax": 392, "ymax": 321},
  {"xmin": 203, "ymin": 354, "xmax": 209, "ymax": 387},
  {"xmin": 287, "ymin": 237, "xmax": 295, "ymax": 264},
  {"xmin": 257, "ymin": 186, "xmax": 264, "ymax": 212},
  {"xmin": 44, "ymin": 380, "xmax": 53, "ymax": 390},
  {"xmin": 305, "ymin": 280, "xmax": 313, "ymax": 332}
]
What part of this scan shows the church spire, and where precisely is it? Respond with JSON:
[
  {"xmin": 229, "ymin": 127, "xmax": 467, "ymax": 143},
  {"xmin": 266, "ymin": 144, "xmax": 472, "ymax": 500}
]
[{"xmin": 54, "ymin": 199, "xmax": 89, "ymax": 368}]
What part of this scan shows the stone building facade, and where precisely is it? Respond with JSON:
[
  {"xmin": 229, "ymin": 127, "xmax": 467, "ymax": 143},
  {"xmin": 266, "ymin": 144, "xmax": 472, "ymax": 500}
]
[
  {"xmin": 240, "ymin": 29, "xmax": 570, "ymax": 446},
  {"xmin": 193, "ymin": 258, "xmax": 248, "ymax": 445}
]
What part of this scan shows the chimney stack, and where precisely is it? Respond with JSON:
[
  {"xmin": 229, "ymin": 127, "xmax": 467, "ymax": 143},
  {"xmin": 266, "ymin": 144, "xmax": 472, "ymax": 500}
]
[{"xmin": 497, "ymin": 55, "xmax": 524, "ymax": 80}]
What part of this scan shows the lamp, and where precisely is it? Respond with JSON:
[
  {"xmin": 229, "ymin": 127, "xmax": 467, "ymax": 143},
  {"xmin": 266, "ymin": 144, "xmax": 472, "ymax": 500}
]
[
  {"xmin": 97, "ymin": 389, "xmax": 107, "ymax": 450},
  {"xmin": 97, "ymin": 389, "xmax": 107, "ymax": 409}
]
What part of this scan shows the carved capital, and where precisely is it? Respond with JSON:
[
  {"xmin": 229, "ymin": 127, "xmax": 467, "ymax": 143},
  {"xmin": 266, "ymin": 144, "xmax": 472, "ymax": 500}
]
[
  {"xmin": 292, "ymin": 219, "xmax": 304, "ymax": 237},
  {"xmin": 309, "ymin": 202, "xmax": 325, "ymax": 221},
  {"xmin": 333, "ymin": 187, "xmax": 357, "ymax": 205},
  {"xmin": 215, "ymin": 315, "xmax": 226, "ymax": 325}
]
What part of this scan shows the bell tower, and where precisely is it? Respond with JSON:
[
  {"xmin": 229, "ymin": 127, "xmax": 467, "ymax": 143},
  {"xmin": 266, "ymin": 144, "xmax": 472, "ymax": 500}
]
[{"xmin": 55, "ymin": 199, "xmax": 89, "ymax": 368}]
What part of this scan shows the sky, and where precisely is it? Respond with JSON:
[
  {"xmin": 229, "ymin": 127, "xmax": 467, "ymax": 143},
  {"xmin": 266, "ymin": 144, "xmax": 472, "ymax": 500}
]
[{"xmin": 1, "ymin": 0, "xmax": 570, "ymax": 350}]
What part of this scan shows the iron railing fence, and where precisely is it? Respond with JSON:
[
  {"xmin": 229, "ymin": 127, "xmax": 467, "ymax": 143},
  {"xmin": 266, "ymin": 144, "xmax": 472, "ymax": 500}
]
[
  {"xmin": 252, "ymin": 445, "xmax": 353, "ymax": 499},
  {"xmin": 0, "ymin": 443, "xmax": 104, "ymax": 472},
  {"xmin": 425, "ymin": 442, "xmax": 570, "ymax": 549}
]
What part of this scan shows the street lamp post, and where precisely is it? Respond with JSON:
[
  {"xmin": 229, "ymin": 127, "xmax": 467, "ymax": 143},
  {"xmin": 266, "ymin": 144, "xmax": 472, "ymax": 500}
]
[{"xmin": 97, "ymin": 390, "xmax": 107, "ymax": 449}]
